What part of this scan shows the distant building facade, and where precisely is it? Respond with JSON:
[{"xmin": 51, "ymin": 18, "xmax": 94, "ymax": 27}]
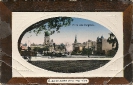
[
  {"xmin": 72, "ymin": 35, "xmax": 113, "ymax": 55},
  {"xmin": 20, "ymin": 43, "xmax": 28, "ymax": 51},
  {"xmin": 72, "ymin": 35, "xmax": 97, "ymax": 54},
  {"xmin": 97, "ymin": 36, "xmax": 112, "ymax": 55},
  {"xmin": 24, "ymin": 31, "xmax": 67, "ymax": 54}
]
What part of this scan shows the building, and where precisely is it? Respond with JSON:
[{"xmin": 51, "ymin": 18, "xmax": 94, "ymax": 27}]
[
  {"xmin": 54, "ymin": 43, "xmax": 66, "ymax": 53},
  {"xmin": 73, "ymin": 35, "xmax": 83, "ymax": 52},
  {"xmin": 20, "ymin": 43, "xmax": 28, "ymax": 51},
  {"xmin": 30, "ymin": 43, "xmax": 44, "ymax": 50},
  {"xmin": 43, "ymin": 31, "xmax": 50, "ymax": 46},
  {"xmin": 97, "ymin": 36, "xmax": 112, "ymax": 55},
  {"xmin": 72, "ymin": 35, "xmax": 113, "ymax": 55},
  {"xmin": 72, "ymin": 35, "xmax": 97, "ymax": 54},
  {"xmin": 29, "ymin": 31, "xmax": 66, "ymax": 54}
]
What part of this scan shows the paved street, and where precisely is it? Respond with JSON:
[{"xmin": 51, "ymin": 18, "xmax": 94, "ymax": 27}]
[{"xmin": 30, "ymin": 55, "xmax": 112, "ymax": 61}]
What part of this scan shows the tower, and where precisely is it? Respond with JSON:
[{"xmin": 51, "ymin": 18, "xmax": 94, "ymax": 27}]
[
  {"xmin": 44, "ymin": 31, "xmax": 50, "ymax": 46},
  {"xmin": 97, "ymin": 36, "xmax": 102, "ymax": 54},
  {"xmin": 74, "ymin": 35, "xmax": 77, "ymax": 43},
  {"xmin": 73, "ymin": 35, "xmax": 78, "ymax": 51}
]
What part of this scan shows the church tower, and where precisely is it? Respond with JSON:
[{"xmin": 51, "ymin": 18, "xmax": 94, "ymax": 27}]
[
  {"xmin": 44, "ymin": 31, "xmax": 50, "ymax": 46},
  {"xmin": 74, "ymin": 35, "xmax": 77, "ymax": 43},
  {"xmin": 73, "ymin": 35, "xmax": 77, "ymax": 51}
]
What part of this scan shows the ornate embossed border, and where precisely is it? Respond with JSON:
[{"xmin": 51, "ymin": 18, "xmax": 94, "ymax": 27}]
[{"xmin": 0, "ymin": 0, "xmax": 132, "ymax": 84}]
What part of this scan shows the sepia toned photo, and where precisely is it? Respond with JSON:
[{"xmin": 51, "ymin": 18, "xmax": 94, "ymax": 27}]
[{"xmin": 18, "ymin": 17, "xmax": 118, "ymax": 73}]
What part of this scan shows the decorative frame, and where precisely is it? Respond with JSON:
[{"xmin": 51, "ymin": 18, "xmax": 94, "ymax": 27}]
[{"xmin": 0, "ymin": 0, "xmax": 132, "ymax": 84}]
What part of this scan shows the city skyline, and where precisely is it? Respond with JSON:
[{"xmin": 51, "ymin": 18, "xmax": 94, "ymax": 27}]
[{"xmin": 21, "ymin": 17, "xmax": 112, "ymax": 51}]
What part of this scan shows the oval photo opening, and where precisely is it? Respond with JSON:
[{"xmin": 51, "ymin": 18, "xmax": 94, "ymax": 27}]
[{"xmin": 18, "ymin": 17, "xmax": 118, "ymax": 73}]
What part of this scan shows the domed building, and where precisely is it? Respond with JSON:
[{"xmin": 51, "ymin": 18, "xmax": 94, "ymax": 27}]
[
  {"xmin": 44, "ymin": 31, "xmax": 50, "ymax": 46},
  {"xmin": 29, "ymin": 30, "xmax": 67, "ymax": 55}
]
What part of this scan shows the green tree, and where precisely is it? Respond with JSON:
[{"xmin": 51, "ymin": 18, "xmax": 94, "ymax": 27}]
[
  {"xmin": 107, "ymin": 33, "xmax": 118, "ymax": 50},
  {"xmin": 38, "ymin": 48, "xmax": 44, "ymax": 54},
  {"xmin": 71, "ymin": 51, "xmax": 76, "ymax": 55},
  {"xmin": 33, "ymin": 47, "xmax": 40, "ymax": 52},
  {"xmin": 82, "ymin": 48, "xmax": 88, "ymax": 55},
  {"xmin": 18, "ymin": 17, "xmax": 73, "ymax": 52},
  {"xmin": 82, "ymin": 48, "xmax": 92, "ymax": 55},
  {"xmin": 88, "ymin": 48, "xmax": 92, "ymax": 55},
  {"xmin": 42, "ymin": 47, "xmax": 49, "ymax": 51}
]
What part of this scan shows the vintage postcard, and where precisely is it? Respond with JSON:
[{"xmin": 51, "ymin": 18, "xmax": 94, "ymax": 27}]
[{"xmin": 12, "ymin": 12, "xmax": 123, "ymax": 77}]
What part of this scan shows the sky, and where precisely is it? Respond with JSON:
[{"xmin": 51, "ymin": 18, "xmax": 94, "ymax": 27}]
[{"xmin": 21, "ymin": 17, "xmax": 111, "ymax": 51}]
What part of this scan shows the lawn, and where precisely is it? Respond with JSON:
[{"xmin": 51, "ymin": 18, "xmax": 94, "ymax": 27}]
[{"xmin": 29, "ymin": 60, "xmax": 110, "ymax": 73}]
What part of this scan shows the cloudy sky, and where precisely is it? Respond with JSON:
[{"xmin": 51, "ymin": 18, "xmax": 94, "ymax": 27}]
[{"xmin": 21, "ymin": 17, "xmax": 111, "ymax": 51}]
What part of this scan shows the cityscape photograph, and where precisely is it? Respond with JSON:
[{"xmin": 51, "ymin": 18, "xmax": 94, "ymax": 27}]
[{"xmin": 18, "ymin": 17, "xmax": 118, "ymax": 73}]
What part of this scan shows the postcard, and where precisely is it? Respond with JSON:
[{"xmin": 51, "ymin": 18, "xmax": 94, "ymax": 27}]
[
  {"xmin": 12, "ymin": 12, "xmax": 123, "ymax": 77},
  {"xmin": 0, "ymin": 1, "xmax": 132, "ymax": 84}
]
